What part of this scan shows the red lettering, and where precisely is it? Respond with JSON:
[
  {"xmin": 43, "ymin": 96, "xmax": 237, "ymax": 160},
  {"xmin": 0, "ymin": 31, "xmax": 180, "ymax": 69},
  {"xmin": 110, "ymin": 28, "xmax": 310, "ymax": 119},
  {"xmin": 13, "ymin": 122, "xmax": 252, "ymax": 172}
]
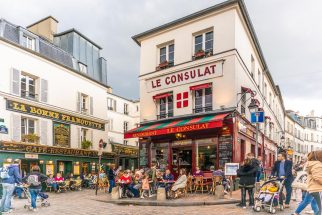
[
  {"xmin": 171, "ymin": 75, "xmax": 176, "ymax": 83},
  {"xmin": 204, "ymin": 66, "xmax": 211, "ymax": 76},
  {"xmin": 184, "ymin": 72, "xmax": 189, "ymax": 80},
  {"xmin": 177, "ymin": 73, "xmax": 183, "ymax": 82},
  {"xmin": 197, "ymin": 69, "xmax": 204, "ymax": 77},
  {"xmin": 165, "ymin": 77, "xmax": 171, "ymax": 85},
  {"xmin": 210, "ymin": 64, "xmax": 216, "ymax": 74}
]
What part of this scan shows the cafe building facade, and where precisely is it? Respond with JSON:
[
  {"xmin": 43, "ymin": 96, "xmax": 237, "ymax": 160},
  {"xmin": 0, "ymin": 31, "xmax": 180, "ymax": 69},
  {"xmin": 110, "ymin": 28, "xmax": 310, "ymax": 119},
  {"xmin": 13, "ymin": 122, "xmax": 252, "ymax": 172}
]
[
  {"xmin": 0, "ymin": 17, "xmax": 114, "ymax": 176},
  {"xmin": 126, "ymin": 0, "xmax": 285, "ymax": 175}
]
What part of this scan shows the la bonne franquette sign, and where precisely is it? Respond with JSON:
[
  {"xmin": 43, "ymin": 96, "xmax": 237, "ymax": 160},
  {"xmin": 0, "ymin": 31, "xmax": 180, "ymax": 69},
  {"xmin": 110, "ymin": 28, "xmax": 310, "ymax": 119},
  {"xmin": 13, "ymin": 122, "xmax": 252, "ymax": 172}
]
[{"xmin": 146, "ymin": 61, "xmax": 224, "ymax": 92}]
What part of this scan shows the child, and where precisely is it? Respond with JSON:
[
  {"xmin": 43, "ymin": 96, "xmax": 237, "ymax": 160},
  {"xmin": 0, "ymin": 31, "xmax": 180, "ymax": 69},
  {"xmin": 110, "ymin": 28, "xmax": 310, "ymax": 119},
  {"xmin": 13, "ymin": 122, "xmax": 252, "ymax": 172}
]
[
  {"xmin": 140, "ymin": 174, "xmax": 151, "ymax": 199},
  {"xmin": 259, "ymin": 182, "xmax": 278, "ymax": 203}
]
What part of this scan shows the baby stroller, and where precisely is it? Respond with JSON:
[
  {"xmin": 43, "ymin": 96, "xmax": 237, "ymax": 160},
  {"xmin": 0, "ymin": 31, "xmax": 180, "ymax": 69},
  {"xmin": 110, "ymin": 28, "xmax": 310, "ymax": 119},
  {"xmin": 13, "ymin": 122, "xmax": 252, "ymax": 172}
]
[
  {"xmin": 253, "ymin": 178, "xmax": 285, "ymax": 214},
  {"xmin": 21, "ymin": 185, "xmax": 51, "ymax": 210}
]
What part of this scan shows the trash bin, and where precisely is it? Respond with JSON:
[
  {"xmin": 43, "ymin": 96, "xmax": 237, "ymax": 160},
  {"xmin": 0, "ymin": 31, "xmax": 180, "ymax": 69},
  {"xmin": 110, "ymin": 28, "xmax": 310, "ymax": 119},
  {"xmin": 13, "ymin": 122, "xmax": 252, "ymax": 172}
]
[{"xmin": 233, "ymin": 178, "xmax": 240, "ymax": 191}]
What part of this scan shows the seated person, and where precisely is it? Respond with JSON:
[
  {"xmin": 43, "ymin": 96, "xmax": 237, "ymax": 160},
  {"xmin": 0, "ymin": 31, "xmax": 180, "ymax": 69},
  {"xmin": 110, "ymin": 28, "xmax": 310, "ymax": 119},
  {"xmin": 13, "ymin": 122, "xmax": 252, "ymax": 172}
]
[
  {"xmin": 47, "ymin": 174, "xmax": 58, "ymax": 192},
  {"xmin": 193, "ymin": 166, "xmax": 204, "ymax": 177},
  {"xmin": 54, "ymin": 173, "xmax": 65, "ymax": 186},
  {"xmin": 99, "ymin": 170, "xmax": 106, "ymax": 179},
  {"xmin": 66, "ymin": 173, "xmax": 76, "ymax": 189},
  {"xmin": 259, "ymin": 182, "xmax": 278, "ymax": 203},
  {"xmin": 119, "ymin": 170, "xmax": 132, "ymax": 198},
  {"xmin": 162, "ymin": 169, "xmax": 174, "ymax": 197},
  {"xmin": 171, "ymin": 169, "xmax": 187, "ymax": 198}
]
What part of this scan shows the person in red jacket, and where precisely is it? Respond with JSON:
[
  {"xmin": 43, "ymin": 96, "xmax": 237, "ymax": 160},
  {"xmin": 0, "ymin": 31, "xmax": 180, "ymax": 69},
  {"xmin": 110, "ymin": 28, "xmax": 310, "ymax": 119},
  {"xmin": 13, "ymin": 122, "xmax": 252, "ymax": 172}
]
[{"xmin": 119, "ymin": 170, "xmax": 132, "ymax": 198}]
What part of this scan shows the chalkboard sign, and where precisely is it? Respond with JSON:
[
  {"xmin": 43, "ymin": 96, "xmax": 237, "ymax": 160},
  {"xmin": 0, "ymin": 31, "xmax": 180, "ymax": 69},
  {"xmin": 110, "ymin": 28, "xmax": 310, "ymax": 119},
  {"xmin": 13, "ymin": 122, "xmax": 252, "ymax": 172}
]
[
  {"xmin": 139, "ymin": 143, "xmax": 148, "ymax": 167},
  {"xmin": 218, "ymin": 136, "xmax": 233, "ymax": 168}
]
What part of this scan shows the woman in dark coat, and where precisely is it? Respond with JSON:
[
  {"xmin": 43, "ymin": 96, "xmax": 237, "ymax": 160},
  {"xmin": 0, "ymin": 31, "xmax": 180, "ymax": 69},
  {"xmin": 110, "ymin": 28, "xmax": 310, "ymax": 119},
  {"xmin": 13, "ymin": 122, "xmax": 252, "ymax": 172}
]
[{"xmin": 237, "ymin": 158, "xmax": 258, "ymax": 208}]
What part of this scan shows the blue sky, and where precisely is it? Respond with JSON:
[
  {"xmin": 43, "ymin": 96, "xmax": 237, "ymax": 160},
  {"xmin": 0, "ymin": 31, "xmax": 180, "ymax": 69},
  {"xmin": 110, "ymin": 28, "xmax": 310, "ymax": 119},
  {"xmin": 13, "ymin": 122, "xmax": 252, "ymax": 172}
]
[{"xmin": 1, "ymin": 0, "xmax": 321, "ymax": 116}]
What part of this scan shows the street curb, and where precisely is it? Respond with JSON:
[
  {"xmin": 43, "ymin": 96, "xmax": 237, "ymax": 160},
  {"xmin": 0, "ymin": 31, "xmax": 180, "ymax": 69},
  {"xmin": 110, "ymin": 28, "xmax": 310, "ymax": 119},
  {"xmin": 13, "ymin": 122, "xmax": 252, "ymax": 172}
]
[{"xmin": 94, "ymin": 198, "xmax": 240, "ymax": 207}]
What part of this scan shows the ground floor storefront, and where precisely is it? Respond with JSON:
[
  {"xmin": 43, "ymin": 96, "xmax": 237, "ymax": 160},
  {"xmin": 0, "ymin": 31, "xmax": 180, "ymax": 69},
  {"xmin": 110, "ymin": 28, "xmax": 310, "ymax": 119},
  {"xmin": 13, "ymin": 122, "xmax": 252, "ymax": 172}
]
[
  {"xmin": 125, "ymin": 110, "xmax": 277, "ymax": 176},
  {"xmin": 111, "ymin": 143, "xmax": 139, "ymax": 171},
  {"xmin": 0, "ymin": 141, "xmax": 115, "ymax": 177}
]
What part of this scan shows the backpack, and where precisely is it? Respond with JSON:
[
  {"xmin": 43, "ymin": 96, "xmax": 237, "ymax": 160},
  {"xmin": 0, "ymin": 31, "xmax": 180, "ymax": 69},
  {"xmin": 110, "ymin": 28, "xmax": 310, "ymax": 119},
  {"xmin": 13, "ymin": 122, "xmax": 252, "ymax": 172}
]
[
  {"xmin": 0, "ymin": 166, "xmax": 10, "ymax": 179},
  {"xmin": 27, "ymin": 174, "xmax": 41, "ymax": 186}
]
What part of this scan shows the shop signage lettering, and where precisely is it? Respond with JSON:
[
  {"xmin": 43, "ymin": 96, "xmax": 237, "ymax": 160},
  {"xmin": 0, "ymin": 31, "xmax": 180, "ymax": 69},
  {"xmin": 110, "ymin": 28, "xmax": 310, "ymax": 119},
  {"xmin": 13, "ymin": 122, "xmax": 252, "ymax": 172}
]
[
  {"xmin": 53, "ymin": 122, "xmax": 70, "ymax": 148},
  {"xmin": 125, "ymin": 121, "xmax": 222, "ymax": 138},
  {"xmin": 6, "ymin": 100, "xmax": 105, "ymax": 130},
  {"xmin": 147, "ymin": 61, "xmax": 223, "ymax": 92},
  {"xmin": 113, "ymin": 144, "xmax": 139, "ymax": 157},
  {"xmin": 0, "ymin": 142, "xmax": 113, "ymax": 158}
]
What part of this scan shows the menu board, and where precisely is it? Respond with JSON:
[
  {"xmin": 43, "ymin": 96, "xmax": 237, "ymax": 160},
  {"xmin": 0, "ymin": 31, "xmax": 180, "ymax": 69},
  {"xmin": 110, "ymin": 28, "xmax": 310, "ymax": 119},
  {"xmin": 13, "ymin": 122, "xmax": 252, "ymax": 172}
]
[
  {"xmin": 139, "ymin": 143, "xmax": 148, "ymax": 167},
  {"xmin": 218, "ymin": 136, "xmax": 233, "ymax": 168},
  {"xmin": 53, "ymin": 122, "xmax": 70, "ymax": 147}
]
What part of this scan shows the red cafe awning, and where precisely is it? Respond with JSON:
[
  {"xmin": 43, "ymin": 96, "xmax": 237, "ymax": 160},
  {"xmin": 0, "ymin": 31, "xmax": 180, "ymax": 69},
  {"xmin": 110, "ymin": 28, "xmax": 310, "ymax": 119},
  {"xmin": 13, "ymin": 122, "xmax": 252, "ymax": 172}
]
[
  {"xmin": 190, "ymin": 83, "xmax": 211, "ymax": 91},
  {"xmin": 124, "ymin": 112, "xmax": 230, "ymax": 139},
  {"xmin": 153, "ymin": 92, "xmax": 172, "ymax": 100}
]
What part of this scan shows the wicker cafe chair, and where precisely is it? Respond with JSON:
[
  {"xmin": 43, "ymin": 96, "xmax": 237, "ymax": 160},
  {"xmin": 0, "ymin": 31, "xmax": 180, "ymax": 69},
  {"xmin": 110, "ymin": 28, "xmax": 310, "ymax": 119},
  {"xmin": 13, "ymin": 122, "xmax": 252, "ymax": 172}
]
[
  {"xmin": 194, "ymin": 176, "xmax": 207, "ymax": 193},
  {"xmin": 186, "ymin": 176, "xmax": 193, "ymax": 193},
  {"xmin": 45, "ymin": 182, "xmax": 53, "ymax": 192},
  {"xmin": 74, "ymin": 179, "xmax": 83, "ymax": 191},
  {"xmin": 58, "ymin": 181, "xmax": 69, "ymax": 192}
]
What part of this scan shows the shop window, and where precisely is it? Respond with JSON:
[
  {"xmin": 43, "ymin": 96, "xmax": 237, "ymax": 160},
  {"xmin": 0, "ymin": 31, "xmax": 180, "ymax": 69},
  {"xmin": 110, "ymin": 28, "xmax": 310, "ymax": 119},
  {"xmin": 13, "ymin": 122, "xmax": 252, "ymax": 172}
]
[
  {"xmin": 197, "ymin": 142, "xmax": 217, "ymax": 171},
  {"xmin": 152, "ymin": 143, "xmax": 168, "ymax": 170},
  {"xmin": 21, "ymin": 73, "xmax": 37, "ymax": 100},
  {"xmin": 158, "ymin": 96, "xmax": 173, "ymax": 119},
  {"xmin": 194, "ymin": 87, "xmax": 212, "ymax": 113}
]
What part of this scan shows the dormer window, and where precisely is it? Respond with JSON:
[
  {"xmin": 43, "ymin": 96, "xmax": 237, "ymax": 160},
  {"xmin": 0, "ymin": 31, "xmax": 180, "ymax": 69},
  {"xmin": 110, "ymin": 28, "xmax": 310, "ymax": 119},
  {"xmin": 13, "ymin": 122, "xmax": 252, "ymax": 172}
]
[
  {"xmin": 22, "ymin": 35, "xmax": 35, "ymax": 51},
  {"xmin": 79, "ymin": 62, "xmax": 88, "ymax": 74}
]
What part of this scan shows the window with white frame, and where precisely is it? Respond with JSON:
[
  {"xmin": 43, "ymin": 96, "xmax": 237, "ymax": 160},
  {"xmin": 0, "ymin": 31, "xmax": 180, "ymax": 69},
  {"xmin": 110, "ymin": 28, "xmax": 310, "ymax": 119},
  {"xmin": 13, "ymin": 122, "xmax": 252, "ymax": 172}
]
[
  {"xmin": 81, "ymin": 128, "xmax": 89, "ymax": 143},
  {"xmin": 194, "ymin": 31, "xmax": 213, "ymax": 55},
  {"xmin": 257, "ymin": 70, "xmax": 261, "ymax": 90},
  {"xmin": 124, "ymin": 140, "xmax": 128, "ymax": 145},
  {"xmin": 22, "ymin": 34, "xmax": 35, "ymax": 51},
  {"xmin": 123, "ymin": 121, "xmax": 129, "ymax": 133},
  {"xmin": 124, "ymin": 103, "xmax": 129, "ymax": 115},
  {"xmin": 81, "ymin": 94, "xmax": 89, "ymax": 113},
  {"xmin": 21, "ymin": 73, "xmax": 37, "ymax": 100},
  {"xmin": 107, "ymin": 98, "xmax": 116, "ymax": 111},
  {"xmin": 159, "ymin": 44, "xmax": 174, "ymax": 66},
  {"xmin": 158, "ymin": 96, "xmax": 173, "ymax": 119},
  {"xmin": 21, "ymin": 117, "xmax": 36, "ymax": 136},
  {"xmin": 79, "ymin": 62, "xmax": 88, "ymax": 74},
  {"xmin": 240, "ymin": 87, "xmax": 247, "ymax": 116},
  {"xmin": 250, "ymin": 55, "xmax": 255, "ymax": 79},
  {"xmin": 194, "ymin": 87, "xmax": 213, "ymax": 113},
  {"xmin": 264, "ymin": 83, "xmax": 267, "ymax": 99}
]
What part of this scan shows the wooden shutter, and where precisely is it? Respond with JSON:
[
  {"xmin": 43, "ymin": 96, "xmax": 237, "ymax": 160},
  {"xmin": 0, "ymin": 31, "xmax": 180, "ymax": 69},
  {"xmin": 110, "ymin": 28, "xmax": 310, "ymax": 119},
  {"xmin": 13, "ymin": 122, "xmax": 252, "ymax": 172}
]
[
  {"xmin": 11, "ymin": 68, "xmax": 20, "ymax": 95},
  {"xmin": 40, "ymin": 79, "xmax": 48, "ymax": 102},
  {"xmin": 11, "ymin": 114, "xmax": 21, "ymax": 142},
  {"xmin": 40, "ymin": 120, "xmax": 48, "ymax": 145},
  {"xmin": 90, "ymin": 96, "xmax": 93, "ymax": 115},
  {"xmin": 90, "ymin": 129, "xmax": 94, "ymax": 149},
  {"xmin": 113, "ymin": 99, "xmax": 117, "ymax": 111},
  {"xmin": 76, "ymin": 92, "xmax": 81, "ymax": 112}
]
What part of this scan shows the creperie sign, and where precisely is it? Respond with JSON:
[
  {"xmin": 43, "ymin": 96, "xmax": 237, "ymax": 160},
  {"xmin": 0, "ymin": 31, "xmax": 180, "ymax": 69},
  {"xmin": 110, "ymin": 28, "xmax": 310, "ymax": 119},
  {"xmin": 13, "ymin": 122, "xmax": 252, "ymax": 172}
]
[{"xmin": 147, "ymin": 61, "xmax": 223, "ymax": 92}]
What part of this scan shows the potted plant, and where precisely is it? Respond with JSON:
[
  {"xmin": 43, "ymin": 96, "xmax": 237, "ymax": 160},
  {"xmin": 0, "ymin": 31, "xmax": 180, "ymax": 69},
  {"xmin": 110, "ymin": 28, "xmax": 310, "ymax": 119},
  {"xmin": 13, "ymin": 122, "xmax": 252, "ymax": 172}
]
[
  {"xmin": 195, "ymin": 49, "xmax": 205, "ymax": 58},
  {"xmin": 21, "ymin": 133, "xmax": 40, "ymax": 144},
  {"xmin": 81, "ymin": 140, "xmax": 92, "ymax": 149},
  {"xmin": 156, "ymin": 60, "xmax": 169, "ymax": 70}
]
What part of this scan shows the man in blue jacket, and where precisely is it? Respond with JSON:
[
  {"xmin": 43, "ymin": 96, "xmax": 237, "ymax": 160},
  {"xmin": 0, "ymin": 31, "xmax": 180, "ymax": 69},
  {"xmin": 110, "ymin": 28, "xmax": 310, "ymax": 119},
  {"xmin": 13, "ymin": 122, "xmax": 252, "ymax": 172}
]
[
  {"xmin": 271, "ymin": 152, "xmax": 294, "ymax": 208},
  {"xmin": 0, "ymin": 159, "xmax": 22, "ymax": 214}
]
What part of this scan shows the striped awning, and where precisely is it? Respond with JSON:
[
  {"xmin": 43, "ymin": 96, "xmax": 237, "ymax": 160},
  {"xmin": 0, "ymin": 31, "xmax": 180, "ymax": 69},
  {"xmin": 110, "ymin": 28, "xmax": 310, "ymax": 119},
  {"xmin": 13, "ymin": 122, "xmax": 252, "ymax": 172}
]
[{"xmin": 124, "ymin": 113, "xmax": 229, "ymax": 139}]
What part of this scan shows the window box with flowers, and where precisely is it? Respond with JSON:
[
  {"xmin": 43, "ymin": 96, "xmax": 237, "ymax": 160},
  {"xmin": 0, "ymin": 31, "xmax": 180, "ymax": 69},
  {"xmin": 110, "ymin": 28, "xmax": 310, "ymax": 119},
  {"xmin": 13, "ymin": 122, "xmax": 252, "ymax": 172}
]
[
  {"xmin": 193, "ymin": 50, "xmax": 205, "ymax": 60},
  {"xmin": 21, "ymin": 134, "xmax": 40, "ymax": 144},
  {"xmin": 81, "ymin": 140, "xmax": 92, "ymax": 149}
]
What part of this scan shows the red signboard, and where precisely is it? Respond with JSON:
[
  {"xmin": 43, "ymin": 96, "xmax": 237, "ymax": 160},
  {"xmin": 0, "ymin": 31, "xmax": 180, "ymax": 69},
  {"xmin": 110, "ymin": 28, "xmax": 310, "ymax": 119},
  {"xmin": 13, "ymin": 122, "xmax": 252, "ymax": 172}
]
[{"xmin": 124, "ymin": 121, "xmax": 223, "ymax": 138}]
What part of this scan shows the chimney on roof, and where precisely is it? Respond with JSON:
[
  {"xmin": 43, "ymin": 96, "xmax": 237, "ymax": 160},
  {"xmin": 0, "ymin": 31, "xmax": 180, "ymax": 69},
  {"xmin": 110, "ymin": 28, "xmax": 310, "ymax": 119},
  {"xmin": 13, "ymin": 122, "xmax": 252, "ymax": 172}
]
[{"xmin": 27, "ymin": 16, "xmax": 58, "ymax": 42}]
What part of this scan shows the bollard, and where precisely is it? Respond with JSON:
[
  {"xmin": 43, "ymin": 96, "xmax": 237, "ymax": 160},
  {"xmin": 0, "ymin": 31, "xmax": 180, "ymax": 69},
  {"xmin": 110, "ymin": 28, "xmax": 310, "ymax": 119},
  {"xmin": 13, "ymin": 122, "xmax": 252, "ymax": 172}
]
[
  {"xmin": 157, "ymin": 187, "xmax": 166, "ymax": 201},
  {"xmin": 214, "ymin": 185, "xmax": 225, "ymax": 199},
  {"xmin": 111, "ymin": 187, "xmax": 120, "ymax": 200}
]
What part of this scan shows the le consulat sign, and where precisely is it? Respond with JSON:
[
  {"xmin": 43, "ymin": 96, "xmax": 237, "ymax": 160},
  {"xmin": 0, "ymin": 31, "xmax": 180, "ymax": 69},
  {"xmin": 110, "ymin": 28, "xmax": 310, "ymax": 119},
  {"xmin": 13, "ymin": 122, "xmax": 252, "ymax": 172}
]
[{"xmin": 6, "ymin": 100, "xmax": 105, "ymax": 130}]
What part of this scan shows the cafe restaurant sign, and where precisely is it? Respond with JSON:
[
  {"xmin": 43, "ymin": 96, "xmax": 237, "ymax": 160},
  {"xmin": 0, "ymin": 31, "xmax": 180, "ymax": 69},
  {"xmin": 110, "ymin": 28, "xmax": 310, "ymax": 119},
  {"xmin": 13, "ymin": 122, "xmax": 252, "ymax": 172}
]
[
  {"xmin": 147, "ymin": 61, "xmax": 224, "ymax": 92},
  {"xmin": 125, "ymin": 121, "xmax": 222, "ymax": 139},
  {"xmin": 6, "ymin": 100, "xmax": 105, "ymax": 130},
  {"xmin": 0, "ymin": 141, "xmax": 113, "ymax": 158},
  {"xmin": 112, "ymin": 144, "xmax": 139, "ymax": 157}
]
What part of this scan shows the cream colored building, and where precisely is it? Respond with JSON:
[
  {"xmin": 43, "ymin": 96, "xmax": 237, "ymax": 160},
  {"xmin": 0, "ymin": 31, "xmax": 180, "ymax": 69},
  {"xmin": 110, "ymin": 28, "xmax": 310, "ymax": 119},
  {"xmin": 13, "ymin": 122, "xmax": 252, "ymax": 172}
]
[{"xmin": 127, "ymin": 0, "xmax": 285, "ymax": 171}]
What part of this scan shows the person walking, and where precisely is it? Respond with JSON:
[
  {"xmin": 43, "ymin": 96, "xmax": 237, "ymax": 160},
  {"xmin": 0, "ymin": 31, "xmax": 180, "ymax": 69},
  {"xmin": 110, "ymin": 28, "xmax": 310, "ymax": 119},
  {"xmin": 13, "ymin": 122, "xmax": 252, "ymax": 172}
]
[
  {"xmin": 307, "ymin": 151, "xmax": 322, "ymax": 215},
  {"xmin": 0, "ymin": 159, "xmax": 22, "ymax": 214},
  {"xmin": 22, "ymin": 165, "xmax": 48, "ymax": 212},
  {"xmin": 256, "ymin": 156, "xmax": 264, "ymax": 182},
  {"xmin": 271, "ymin": 152, "xmax": 294, "ymax": 208},
  {"xmin": 237, "ymin": 158, "xmax": 257, "ymax": 209},
  {"xmin": 108, "ymin": 164, "xmax": 116, "ymax": 193}
]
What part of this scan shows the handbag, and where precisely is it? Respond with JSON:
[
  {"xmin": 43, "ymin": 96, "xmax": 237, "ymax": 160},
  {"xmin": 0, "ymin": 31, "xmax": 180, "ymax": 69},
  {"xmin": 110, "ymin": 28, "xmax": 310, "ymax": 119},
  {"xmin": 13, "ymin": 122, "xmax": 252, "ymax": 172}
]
[{"xmin": 291, "ymin": 170, "xmax": 308, "ymax": 190}]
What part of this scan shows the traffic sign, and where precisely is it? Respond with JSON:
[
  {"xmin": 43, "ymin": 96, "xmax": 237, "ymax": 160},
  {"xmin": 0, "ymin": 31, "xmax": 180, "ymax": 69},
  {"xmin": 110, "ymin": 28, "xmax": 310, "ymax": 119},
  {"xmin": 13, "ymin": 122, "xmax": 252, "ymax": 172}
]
[
  {"xmin": 0, "ymin": 125, "xmax": 8, "ymax": 134},
  {"xmin": 251, "ymin": 111, "xmax": 265, "ymax": 123}
]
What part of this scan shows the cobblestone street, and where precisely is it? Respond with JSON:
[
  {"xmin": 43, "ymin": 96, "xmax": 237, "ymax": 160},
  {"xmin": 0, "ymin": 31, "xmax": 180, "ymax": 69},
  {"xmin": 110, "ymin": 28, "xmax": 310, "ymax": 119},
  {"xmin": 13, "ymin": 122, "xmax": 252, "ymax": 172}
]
[{"xmin": 6, "ymin": 189, "xmax": 301, "ymax": 215}]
